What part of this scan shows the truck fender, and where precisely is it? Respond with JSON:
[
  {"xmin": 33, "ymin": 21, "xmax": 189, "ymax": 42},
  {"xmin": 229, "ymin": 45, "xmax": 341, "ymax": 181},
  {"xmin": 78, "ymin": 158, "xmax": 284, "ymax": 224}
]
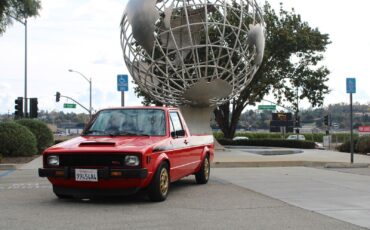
[
  {"xmin": 150, "ymin": 152, "xmax": 170, "ymax": 180},
  {"xmin": 195, "ymin": 146, "xmax": 210, "ymax": 172}
]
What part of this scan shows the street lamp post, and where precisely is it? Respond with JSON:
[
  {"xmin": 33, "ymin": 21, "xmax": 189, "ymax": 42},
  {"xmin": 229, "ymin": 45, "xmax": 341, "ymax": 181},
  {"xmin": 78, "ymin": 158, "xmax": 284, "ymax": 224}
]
[
  {"xmin": 68, "ymin": 69, "xmax": 92, "ymax": 119},
  {"xmin": 9, "ymin": 15, "xmax": 28, "ymax": 116}
]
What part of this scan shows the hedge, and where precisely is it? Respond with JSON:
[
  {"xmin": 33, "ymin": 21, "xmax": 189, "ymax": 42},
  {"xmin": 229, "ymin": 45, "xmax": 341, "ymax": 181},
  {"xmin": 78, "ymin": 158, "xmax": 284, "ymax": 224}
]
[
  {"xmin": 0, "ymin": 122, "xmax": 38, "ymax": 157},
  {"xmin": 217, "ymin": 138, "xmax": 316, "ymax": 149},
  {"xmin": 356, "ymin": 136, "xmax": 370, "ymax": 154},
  {"xmin": 16, "ymin": 119, "xmax": 54, "ymax": 154},
  {"xmin": 338, "ymin": 136, "xmax": 370, "ymax": 154},
  {"xmin": 215, "ymin": 132, "xmax": 359, "ymax": 143}
]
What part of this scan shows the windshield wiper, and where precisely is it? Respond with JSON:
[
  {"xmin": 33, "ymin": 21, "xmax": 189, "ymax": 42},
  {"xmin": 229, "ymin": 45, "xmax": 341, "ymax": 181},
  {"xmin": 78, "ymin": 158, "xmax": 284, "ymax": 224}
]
[
  {"xmin": 105, "ymin": 131, "xmax": 135, "ymax": 137},
  {"xmin": 83, "ymin": 130, "xmax": 108, "ymax": 135},
  {"xmin": 107, "ymin": 131, "xmax": 150, "ymax": 137}
]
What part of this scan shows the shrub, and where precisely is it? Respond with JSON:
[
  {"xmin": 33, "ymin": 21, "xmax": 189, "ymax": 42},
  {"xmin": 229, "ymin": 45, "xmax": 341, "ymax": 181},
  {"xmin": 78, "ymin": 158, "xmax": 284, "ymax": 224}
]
[
  {"xmin": 337, "ymin": 138, "xmax": 359, "ymax": 153},
  {"xmin": 213, "ymin": 132, "xmax": 224, "ymax": 139},
  {"xmin": 16, "ymin": 119, "xmax": 54, "ymax": 154},
  {"xmin": 356, "ymin": 136, "xmax": 370, "ymax": 154},
  {"xmin": 217, "ymin": 138, "xmax": 316, "ymax": 149},
  {"xmin": 0, "ymin": 122, "xmax": 38, "ymax": 157}
]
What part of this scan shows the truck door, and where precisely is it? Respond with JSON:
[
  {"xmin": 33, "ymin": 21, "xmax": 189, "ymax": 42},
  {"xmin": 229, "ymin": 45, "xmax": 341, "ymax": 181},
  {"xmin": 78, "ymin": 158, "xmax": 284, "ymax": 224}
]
[{"xmin": 167, "ymin": 111, "xmax": 193, "ymax": 180}]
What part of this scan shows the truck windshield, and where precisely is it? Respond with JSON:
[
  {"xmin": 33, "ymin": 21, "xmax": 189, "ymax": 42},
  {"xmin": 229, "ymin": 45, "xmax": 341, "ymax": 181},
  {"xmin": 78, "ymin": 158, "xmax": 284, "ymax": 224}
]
[{"xmin": 84, "ymin": 109, "xmax": 166, "ymax": 136}]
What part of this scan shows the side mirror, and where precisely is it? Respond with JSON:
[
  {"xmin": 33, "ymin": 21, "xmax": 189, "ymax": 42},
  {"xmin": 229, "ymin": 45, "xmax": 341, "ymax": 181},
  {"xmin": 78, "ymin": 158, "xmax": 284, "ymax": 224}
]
[
  {"xmin": 176, "ymin": 130, "xmax": 185, "ymax": 137},
  {"xmin": 171, "ymin": 130, "xmax": 186, "ymax": 138}
]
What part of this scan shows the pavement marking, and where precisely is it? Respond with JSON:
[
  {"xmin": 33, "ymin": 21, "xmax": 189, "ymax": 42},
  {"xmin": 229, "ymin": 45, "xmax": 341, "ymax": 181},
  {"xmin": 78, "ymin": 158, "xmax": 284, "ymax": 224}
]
[
  {"xmin": 0, "ymin": 170, "xmax": 15, "ymax": 178},
  {"xmin": 0, "ymin": 183, "xmax": 51, "ymax": 190}
]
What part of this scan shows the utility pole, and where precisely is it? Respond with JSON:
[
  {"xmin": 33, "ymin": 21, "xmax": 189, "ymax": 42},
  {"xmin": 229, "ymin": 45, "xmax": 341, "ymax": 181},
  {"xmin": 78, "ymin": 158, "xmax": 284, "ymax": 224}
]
[{"xmin": 8, "ymin": 15, "xmax": 28, "ymax": 116}]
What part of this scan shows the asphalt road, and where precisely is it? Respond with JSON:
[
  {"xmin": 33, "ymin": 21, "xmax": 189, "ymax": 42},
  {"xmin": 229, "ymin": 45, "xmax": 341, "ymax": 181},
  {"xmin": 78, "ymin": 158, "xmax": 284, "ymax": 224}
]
[{"xmin": 0, "ymin": 169, "xmax": 365, "ymax": 230}]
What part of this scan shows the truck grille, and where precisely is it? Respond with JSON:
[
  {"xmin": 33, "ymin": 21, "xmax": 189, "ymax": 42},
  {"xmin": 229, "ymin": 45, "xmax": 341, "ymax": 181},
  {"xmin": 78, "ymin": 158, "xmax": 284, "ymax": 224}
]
[{"xmin": 58, "ymin": 154, "xmax": 139, "ymax": 168}]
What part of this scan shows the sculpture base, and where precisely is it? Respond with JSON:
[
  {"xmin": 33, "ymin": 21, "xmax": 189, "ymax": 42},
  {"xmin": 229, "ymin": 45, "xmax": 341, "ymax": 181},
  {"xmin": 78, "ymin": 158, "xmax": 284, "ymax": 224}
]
[
  {"xmin": 179, "ymin": 105, "xmax": 225, "ymax": 150},
  {"xmin": 179, "ymin": 106, "xmax": 215, "ymax": 135}
]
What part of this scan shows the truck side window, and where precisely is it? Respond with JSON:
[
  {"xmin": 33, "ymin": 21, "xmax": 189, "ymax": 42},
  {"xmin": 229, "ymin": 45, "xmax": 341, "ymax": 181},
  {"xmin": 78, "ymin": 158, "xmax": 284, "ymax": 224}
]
[{"xmin": 170, "ymin": 112, "xmax": 185, "ymax": 138}]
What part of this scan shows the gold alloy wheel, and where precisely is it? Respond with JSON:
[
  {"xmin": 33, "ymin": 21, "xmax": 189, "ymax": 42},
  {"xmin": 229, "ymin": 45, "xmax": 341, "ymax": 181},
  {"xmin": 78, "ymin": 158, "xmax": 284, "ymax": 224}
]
[
  {"xmin": 204, "ymin": 158, "xmax": 210, "ymax": 180},
  {"xmin": 160, "ymin": 168, "xmax": 169, "ymax": 196}
]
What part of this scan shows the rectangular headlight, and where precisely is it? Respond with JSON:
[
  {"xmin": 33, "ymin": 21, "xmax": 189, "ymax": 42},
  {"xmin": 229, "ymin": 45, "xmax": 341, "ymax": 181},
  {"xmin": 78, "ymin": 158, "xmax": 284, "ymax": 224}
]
[
  {"xmin": 125, "ymin": 155, "xmax": 139, "ymax": 167},
  {"xmin": 47, "ymin": 155, "xmax": 59, "ymax": 166}
]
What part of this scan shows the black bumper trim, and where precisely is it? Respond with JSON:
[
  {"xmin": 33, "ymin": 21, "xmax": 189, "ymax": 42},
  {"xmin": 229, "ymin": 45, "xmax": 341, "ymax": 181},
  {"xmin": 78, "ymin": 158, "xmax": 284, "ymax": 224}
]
[
  {"xmin": 53, "ymin": 186, "xmax": 140, "ymax": 198},
  {"xmin": 38, "ymin": 167, "xmax": 148, "ymax": 179}
]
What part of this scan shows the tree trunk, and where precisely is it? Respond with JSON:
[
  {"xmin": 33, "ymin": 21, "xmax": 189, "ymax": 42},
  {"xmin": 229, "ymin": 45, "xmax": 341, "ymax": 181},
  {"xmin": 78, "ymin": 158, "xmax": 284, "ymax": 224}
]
[{"xmin": 214, "ymin": 101, "xmax": 244, "ymax": 139}]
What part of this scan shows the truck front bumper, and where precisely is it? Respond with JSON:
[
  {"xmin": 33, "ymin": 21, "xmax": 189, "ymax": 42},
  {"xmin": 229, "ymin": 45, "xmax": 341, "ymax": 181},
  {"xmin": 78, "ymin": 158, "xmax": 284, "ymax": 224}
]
[{"xmin": 38, "ymin": 167, "xmax": 148, "ymax": 180}]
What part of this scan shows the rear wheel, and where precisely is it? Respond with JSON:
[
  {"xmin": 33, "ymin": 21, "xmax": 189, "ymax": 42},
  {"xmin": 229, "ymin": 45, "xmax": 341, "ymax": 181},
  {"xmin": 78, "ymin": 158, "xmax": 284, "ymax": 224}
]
[
  {"xmin": 148, "ymin": 162, "xmax": 170, "ymax": 202},
  {"xmin": 195, "ymin": 155, "xmax": 210, "ymax": 184}
]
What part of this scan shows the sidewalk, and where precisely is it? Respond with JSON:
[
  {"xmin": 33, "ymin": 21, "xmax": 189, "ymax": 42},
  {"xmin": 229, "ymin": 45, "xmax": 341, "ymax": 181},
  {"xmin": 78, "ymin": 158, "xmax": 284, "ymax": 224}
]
[
  {"xmin": 1, "ymin": 147, "xmax": 370, "ymax": 170},
  {"xmin": 213, "ymin": 146, "xmax": 370, "ymax": 168}
]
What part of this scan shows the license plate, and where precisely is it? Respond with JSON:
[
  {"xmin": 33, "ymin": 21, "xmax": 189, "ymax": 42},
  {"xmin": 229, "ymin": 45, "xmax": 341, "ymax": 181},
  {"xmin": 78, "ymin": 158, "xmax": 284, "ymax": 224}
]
[{"xmin": 75, "ymin": 169, "xmax": 98, "ymax": 182}]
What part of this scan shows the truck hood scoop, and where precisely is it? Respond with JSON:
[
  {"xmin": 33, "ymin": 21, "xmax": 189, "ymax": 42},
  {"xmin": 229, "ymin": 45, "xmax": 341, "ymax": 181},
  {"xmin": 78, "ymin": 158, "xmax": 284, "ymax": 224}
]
[{"xmin": 79, "ymin": 141, "xmax": 116, "ymax": 147}]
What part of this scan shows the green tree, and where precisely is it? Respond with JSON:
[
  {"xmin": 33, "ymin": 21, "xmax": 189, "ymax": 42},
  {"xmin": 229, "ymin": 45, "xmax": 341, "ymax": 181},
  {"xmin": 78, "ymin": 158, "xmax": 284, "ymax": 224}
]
[
  {"xmin": 0, "ymin": 0, "xmax": 41, "ymax": 35},
  {"xmin": 214, "ymin": 2, "xmax": 330, "ymax": 138},
  {"xmin": 132, "ymin": 1, "xmax": 330, "ymax": 138}
]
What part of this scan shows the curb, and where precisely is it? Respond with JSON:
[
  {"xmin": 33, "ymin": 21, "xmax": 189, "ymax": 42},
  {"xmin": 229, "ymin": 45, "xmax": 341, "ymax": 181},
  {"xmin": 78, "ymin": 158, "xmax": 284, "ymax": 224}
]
[
  {"xmin": 324, "ymin": 163, "xmax": 370, "ymax": 168},
  {"xmin": 0, "ymin": 164, "xmax": 19, "ymax": 170},
  {"xmin": 211, "ymin": 161, "xmax": 370, "ymax": 168}
]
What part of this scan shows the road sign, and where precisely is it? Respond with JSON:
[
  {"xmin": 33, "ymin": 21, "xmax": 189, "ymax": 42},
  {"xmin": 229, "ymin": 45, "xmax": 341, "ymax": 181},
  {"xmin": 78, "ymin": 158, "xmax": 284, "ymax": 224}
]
[
  {"xmin": 64, "ymin": 103, "xmax": 76, "ymax": 109},
  {"xmin": 258, "ymin": 105, "xmax": 276, "ymax": 110},
  {"xmin": 359, "ymin": 126, "xmax": 370, "ymax": 133},
  {"xmin": 346, "ymin": 78, "xmax": 356, "ymax": 94},
  {"xmin": 117, "ymin": 74, "xmax": 129, "ymax": 92}
]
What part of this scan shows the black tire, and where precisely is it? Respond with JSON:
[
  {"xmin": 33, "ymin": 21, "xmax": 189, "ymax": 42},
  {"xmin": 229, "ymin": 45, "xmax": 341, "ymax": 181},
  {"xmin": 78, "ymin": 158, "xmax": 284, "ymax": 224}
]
[
  {"xmin": 147, "ymin": 162, "xmax": 170, "ymax": 202},
  {"xmin": 54, "ymin": 193, "xmax": 73, "ymax": 199},
  {"xmin": 195, "ymin": 155, "xmax": 210, "ymax": 184}
]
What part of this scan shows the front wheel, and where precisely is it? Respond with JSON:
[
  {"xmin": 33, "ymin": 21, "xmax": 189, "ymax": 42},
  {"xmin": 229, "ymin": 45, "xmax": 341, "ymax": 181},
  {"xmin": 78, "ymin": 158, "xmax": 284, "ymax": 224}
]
[
  {"xmin": 147, "ymin": 162, "xmax": 170, "ymax": 202},
  {"xmin": 195, "ymin": 155, "xmax": 210, "ymax": 184},
  {"xmin": 54, "ymin": 193, "xmax": 73, "ymax": 199}
]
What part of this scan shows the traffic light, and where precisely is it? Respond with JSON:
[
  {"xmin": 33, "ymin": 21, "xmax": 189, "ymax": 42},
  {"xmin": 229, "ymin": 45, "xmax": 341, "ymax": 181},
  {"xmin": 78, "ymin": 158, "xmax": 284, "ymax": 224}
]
[
  {"xmin": 56, "ymin": 92, "xmax": 60, "ymax": 102},
  {"xmin": 294, "ymin": 116, "xmax": 300, "ymax": 127},
  {"xmin": 324, "ymin": 115, "xmax": 329, "ymax": 126},
  {"xmin": 14, "ymin": 97, "xmax": 24, "ymax": 118},
  {"xmin": 29, "ymin": 98, "xmax": 38, "ymax": 118}
]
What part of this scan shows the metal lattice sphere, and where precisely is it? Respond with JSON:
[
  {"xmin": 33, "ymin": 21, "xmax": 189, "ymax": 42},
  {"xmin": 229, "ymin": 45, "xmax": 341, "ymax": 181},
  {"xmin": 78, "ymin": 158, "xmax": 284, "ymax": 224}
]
[{"xmin": 121, "ymin": 0, "xmax": 265, "ymax": 107}]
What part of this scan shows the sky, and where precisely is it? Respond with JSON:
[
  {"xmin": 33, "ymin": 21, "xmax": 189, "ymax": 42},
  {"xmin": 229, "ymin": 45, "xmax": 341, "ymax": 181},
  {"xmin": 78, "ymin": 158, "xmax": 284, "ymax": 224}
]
[{"xmin": 1, "ymin": 0, "xmax": 370, "ymax": 114}]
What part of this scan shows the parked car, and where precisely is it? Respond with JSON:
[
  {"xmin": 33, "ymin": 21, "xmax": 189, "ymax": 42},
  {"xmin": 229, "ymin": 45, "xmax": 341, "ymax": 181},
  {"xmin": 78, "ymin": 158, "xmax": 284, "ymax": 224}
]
[
  {"xmin": 39, "ymin": 107, "xmax": 214, "ymax": 202},
  {"xmin": 314, "ymin": 142, "xmax": 325, "ymax": 150},
  {"xmin": 287, "ymin": 134, "xmax": 306, "ymax": 141},
  {"xmin": 232, "ymin": 136, "xmax": 249, "ymax": 141}
]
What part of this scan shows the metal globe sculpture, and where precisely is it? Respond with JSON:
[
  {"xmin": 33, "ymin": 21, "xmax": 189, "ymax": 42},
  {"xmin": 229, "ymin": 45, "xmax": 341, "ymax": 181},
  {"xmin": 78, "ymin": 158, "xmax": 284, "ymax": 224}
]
[{"xmin": 120, "ymin": 0, "xmax": 265, "ymax": 108}]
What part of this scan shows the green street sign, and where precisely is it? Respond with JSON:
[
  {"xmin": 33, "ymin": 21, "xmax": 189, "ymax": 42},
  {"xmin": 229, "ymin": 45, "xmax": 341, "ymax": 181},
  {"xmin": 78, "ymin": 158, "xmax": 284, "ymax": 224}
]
[
  {"xmin": 63, "ymin": 103, "xmax": 76, "ymax": 109},
  {"xmin": 258, "ymin": 105, "xmax": 276, "ymax": 110}
]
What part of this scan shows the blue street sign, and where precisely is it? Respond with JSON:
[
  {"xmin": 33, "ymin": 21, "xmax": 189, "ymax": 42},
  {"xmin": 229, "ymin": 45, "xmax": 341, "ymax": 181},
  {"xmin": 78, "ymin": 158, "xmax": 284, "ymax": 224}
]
[
  {"xmin": 117, "ymin": 74, "xmax": 129, "ymax": 92},
  {"xmin": 346, "ymin": 78, "xmax": 356, "ymax": 94}
]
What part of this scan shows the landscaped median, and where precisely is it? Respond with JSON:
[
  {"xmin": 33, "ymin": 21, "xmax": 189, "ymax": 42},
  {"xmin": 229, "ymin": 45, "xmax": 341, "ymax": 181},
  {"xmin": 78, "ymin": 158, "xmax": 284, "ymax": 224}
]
[{"xmin": 217, "ymin": 138, "xmax": 316, "ymax": 149}]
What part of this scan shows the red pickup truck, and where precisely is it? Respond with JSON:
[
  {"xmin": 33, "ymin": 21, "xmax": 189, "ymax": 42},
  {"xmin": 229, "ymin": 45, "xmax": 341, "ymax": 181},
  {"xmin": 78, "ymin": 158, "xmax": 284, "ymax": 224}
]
[{"xmin": 39, "ymin": 107, "xmax": 214, "ymax": 201}]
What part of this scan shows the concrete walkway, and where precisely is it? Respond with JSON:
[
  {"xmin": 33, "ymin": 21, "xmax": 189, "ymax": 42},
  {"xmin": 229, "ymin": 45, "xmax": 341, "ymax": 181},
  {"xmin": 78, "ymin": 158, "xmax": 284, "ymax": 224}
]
[
  {"xmin": 213, "ymin": 167, "xmax": 370, "ymax": 229},
  {"xmin": 213, "ymin": 147, "xmax": 370, "ymax": 168}
]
